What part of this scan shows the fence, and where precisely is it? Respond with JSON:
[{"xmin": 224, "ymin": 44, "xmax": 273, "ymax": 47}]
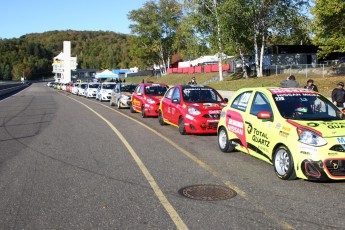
[
  {"xmin": 265, "ymin": 64, "xmax": 344, "ymax": 78},
  {"xmin": 167, "ymin": 63, "xmax": 232, "ymax": 74}
]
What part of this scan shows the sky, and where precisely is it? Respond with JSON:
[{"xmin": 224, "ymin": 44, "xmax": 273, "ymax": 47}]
[{"xmin": 0, "ymin": 0, "xmax": 148, "ymax": 39}]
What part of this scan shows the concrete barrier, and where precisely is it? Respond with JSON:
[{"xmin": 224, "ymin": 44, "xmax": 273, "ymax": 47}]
[{"xmin": 0, "ymin": 83, "xmax": 28, "ymax": 96}]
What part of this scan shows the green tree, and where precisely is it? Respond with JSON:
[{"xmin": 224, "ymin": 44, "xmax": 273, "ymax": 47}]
[
  {"xmin": 311, "ymin": 0, "xmax": 345, "ymax": 58},
  {"xmin": 128, "ymin": 0, "xmax": 183, "ymax": 74}
]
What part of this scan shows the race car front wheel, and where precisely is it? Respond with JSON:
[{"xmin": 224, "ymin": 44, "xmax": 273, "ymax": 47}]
[
  {"xmin": 178, "ymin": 117, "xmax": 186, "ymax": 135},
  {"xmin": 273, "ymin": 146, "xmax": 296, "ymax": 180},
  {"xmin": 130, "ymin": 105, "xmax": 135, "ymax": 113},
  {"xmin": 218, "ymin": 127, "xmax": 235, "ymax": 152},
  {"xmin": 158, "ymin": 111, "xmax": 166, "ymax": 126},
  {"xmin": 141, "ymin": 106, "xmax": 147, "ymax": 118}
]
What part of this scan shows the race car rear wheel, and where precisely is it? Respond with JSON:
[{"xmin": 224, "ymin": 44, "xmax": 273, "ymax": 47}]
[
  {"xmin": 178, "ymin": 117, "xmax": 186, "ymax": 135},
  {"xmin": 273, "ymin": 146, "xmax": 296, "ymax": 180},
  {"xmin": 141, "ymin": 106, "xmax": 147, "ymax": 118},
  {"xmin": 158, "ymin": 111, "xmax": 166, "ymax": 126},
  {"xmin": 218, "ymin": 127, "xmax": 235, "ymax": 152}
]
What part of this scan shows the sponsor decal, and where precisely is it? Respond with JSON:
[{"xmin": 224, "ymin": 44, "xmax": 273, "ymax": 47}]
[
  {"xmin": 227, "ymin": 118, "xmax": 244, "ymax": 135},
  {"xmin": 299, "ymin": 145, "xmax": 318, "ymax": 154},
  {"xmin": 282, "ymin": 126, "xmax": 291, "ymax": 132},
  {"xmin": 182, "ymin": 104, "xmax": 187, "ymax": 108},
  {"xmin": 307, "ymin": 122, "xmax": 319, "ymax": 127},
  {"xmin": 275, "ymin": 123, "xmax": 282, "ymax": 129},
  {"xmin": 203, "ymin": 103, "xmax": 220, "ymax": 109},
  {"xmin": 328, "ymin": 152, "xmax": 338, "ymax": 156},
  {"xmin": 257, "ymin": 145, "xmax": 269, "ymax": 153},
  {"xmin": 279, "ymin": 131, "xmax": 289, "ymax": 138},
  {"xmin": 300, "ymin": 151, "xmax": 311, "ymax": 155},
  {"xmin": 133, "ymin": 99, "xmax": 141, "ymax": 106},
  {"xmin": 337, "ymin": 137, "xmax": 345, "ymax": 144},
  {"xmin": 251, "ymin": 128, "xmax": 270, "ymax": 147},
  {"xmin": 325, "ymin": 122, "xmax": 345, "ymax": 129},
  {"xmin": 185, "ymin": 114, "xmax": 194, "ymax": 120},
  {"xmin": 209, "ymin": 110, "xmax": 221, "ymax": 114}
]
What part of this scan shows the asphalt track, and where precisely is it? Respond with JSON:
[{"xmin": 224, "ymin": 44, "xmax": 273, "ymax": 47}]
[{"xmin": 0, "ymin": 83, "xmax": 345, "ymax": 230}]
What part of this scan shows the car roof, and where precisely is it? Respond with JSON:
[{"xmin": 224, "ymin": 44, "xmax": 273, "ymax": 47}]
[
  {"xmin": 180, "ymin": 85, "xmax": 210, "ymax": 90},
  {"xmin": 237, "ymin": 87, "xmax": 319, "ymax": 95}
]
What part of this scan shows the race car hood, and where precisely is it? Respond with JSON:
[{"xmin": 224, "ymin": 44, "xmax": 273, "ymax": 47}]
[
  {"xmin": 187, "ymin": 102, "xmax": 226, "ymax": 111},
  {"xmin": 147, "ymin": 96, "xmax": 163, "ymax": 102},
  {"xmin": 289, "ymin": 119, "xmax": 345, "ymax": 137},
  {"xmin": 121, "ymin": 92, "xmax": 132, "ymax": 97}
]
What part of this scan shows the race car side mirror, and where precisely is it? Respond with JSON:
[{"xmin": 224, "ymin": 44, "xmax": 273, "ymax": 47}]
[
  {"xmin": 257, "ymin": 111, "xmax": 272, "ymax": 120},
  {"xmin": 172, "ymin": 98, "xmax": 180, "ymax": 104}
]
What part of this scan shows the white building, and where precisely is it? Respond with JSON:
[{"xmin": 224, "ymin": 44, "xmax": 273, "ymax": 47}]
[{"xmin": 52, "ymin": 41, "xmax": 78, "ymax": 83}]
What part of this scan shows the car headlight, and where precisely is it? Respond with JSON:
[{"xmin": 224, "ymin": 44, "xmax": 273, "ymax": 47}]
[
  {"xmin": 188, "ymin": 106, "xmax": 201, "ymax": 115},
  {"xmin": 147, "ymin": 98, "xmax": 156, "ymax": 104},
  {"xmin": 297, "ymin": 128, "xmax": 327, "ymax": 146}
]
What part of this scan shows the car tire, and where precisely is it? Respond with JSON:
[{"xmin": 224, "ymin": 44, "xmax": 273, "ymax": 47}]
[
  {"xmin": 158, "ymin": 111, "xmax": 166, "ymax": 126},
  {"xmin": 218, "ymin": 127, "xmax": 235, "ymax": 152},
  {"xmin": 141, "ymin": 106, "xmax": 147, "ymax": 118},
  {"xmin": 130, "ymin": 105, "xmax": 135, "ymax": 113},
  {"xmin": 178, "ymin": 117, "xmax": 186, "ymax": 135},
  {"xmin": 117, "ymin": 100, "xmax": 121, "ymax": 109},
  {"xmin": 273, "ymin": 146, "xmax": 297, "ymax": 180}
]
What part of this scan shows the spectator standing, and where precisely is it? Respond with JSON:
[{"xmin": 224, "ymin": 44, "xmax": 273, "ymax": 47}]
[
  {"xmin": 188, "ymin": 77, "xmax": 197, "ymax": 85},
  {"xmin": 304, "ymin": 79, "xmax": 318, "ymax": 92},
  {"xmin": 331, "ymin": 82, "xmax": 345, "ymax": 108},
  {"xmin": 280, "ymin": 75, "xmax": 300, "ymax": 88}
]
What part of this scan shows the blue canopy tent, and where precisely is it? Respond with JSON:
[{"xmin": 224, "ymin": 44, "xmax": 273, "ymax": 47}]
[{"xmin": 95, "ymin": 69, "xmax": 119, "ymax": 79}]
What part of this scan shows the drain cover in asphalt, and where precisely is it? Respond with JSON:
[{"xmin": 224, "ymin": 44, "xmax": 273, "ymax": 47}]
[{"xmin": 178, "ymin": 184, "xmax": 237, "ymax": 201}]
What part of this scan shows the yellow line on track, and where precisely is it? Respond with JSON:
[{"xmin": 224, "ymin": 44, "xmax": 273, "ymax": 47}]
[
  {"xmin": 62, "ymin": 92, "xmax": 294, "ymax": 230},
  {"xmin": 66, "ymin": 96, "xmax": 188, "ymax": 230}
]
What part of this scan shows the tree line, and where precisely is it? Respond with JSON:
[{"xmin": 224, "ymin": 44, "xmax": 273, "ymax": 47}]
[
  {"xmin": 0, "ymin": 0, "xmax": 344, "ymax": 81},
  {"xmin": 0, "ymin": 30, "xmax": 135, "ymax": 81}
]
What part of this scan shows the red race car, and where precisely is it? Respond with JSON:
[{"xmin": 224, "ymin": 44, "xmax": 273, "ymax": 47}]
[
  {"xmin": 158, "ymin": 85, "xmax": 228, "ymax": 134},
  {"xmin": 130, "ymin": 83, "xmax": 169, "ymax": 117}
]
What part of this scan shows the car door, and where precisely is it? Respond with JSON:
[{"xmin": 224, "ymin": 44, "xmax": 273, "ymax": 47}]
[
  {"xmin": 161, "ymin": 87, "xmax": 174, "ymax": 122},
  {"xmin": 170, "ymin": 87, "xmax": 182, "ymax": 125},
  {"xmin": 226, "ymin": 91, "xmax": 253, "ymax": 154},
  {"xmin": 132, "ymin": 85, "xmax": 143, "ymax": 111},
  {"xmin": 247, "ymin": 91, "xmax": 274, "ymax": 161}
]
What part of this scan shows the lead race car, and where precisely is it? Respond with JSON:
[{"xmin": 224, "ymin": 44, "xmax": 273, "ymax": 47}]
[{"xmin": 217, "ymin": 87, "xmax": 345, "ymax": 181}]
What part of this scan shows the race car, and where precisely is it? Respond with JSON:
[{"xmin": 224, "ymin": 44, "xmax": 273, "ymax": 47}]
[
  {"xmin": 96, "ymin": 82, "xmax": 116, "ymax": 101},
  {"xmin": 130, "ymin": 83, "xmax": 169, "ymax": 117},
  {"xmin": 217, "ymin": 87, "xmax": 345, "ymax": 181},
  {"xmin": 109, "ymin": 83, "xmax": 137, "ymax": 108},
  {"xmin": 84, "ymin": 83, "xmax": 100, "ymax": 98},
  {"xmin": 159, "ymin": 85, "xmax": 228, "ymax": 134}
]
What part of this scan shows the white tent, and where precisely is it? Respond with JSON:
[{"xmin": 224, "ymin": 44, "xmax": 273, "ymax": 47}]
[{"xmin": 95, "ymin": 69, "xmax": 119, "ymax": 79}]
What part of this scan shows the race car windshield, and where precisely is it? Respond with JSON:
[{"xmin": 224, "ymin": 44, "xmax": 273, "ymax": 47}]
[
  {"xmin": 88, "ymin": 84, "xmax": 99, "ymax": 88},
  {"xmin": 102, "ymin": 84, "xmax": 114, "ymax": 89},
  {"xmin": 145, "ymin": 86, "xmax": 168, "ymax": 96},
  {"xmin": 121, "ymin": 85, "xmax": 136, "ymax": 93},
  {"xmin": 183, "ymin": 88, "xmax": 222, "ymax": 103},
  {"xmin": 273, "ymin": 94, "xmax": 342, "ymax": 120}
]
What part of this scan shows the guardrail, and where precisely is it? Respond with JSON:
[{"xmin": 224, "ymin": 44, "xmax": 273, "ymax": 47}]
[{"xmin": 0, "ymin": 82, "xmax": 29, "ymax": 96}]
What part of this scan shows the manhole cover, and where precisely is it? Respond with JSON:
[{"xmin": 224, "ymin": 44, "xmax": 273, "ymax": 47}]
[{"xmin": 178, "ymin": 184, "xmax": 237, "ymax": 201}]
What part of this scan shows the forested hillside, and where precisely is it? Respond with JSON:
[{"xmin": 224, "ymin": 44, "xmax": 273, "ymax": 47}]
[{"xmin": 0, "ymin": 30, "xmax": 134, "ymax": 81}]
